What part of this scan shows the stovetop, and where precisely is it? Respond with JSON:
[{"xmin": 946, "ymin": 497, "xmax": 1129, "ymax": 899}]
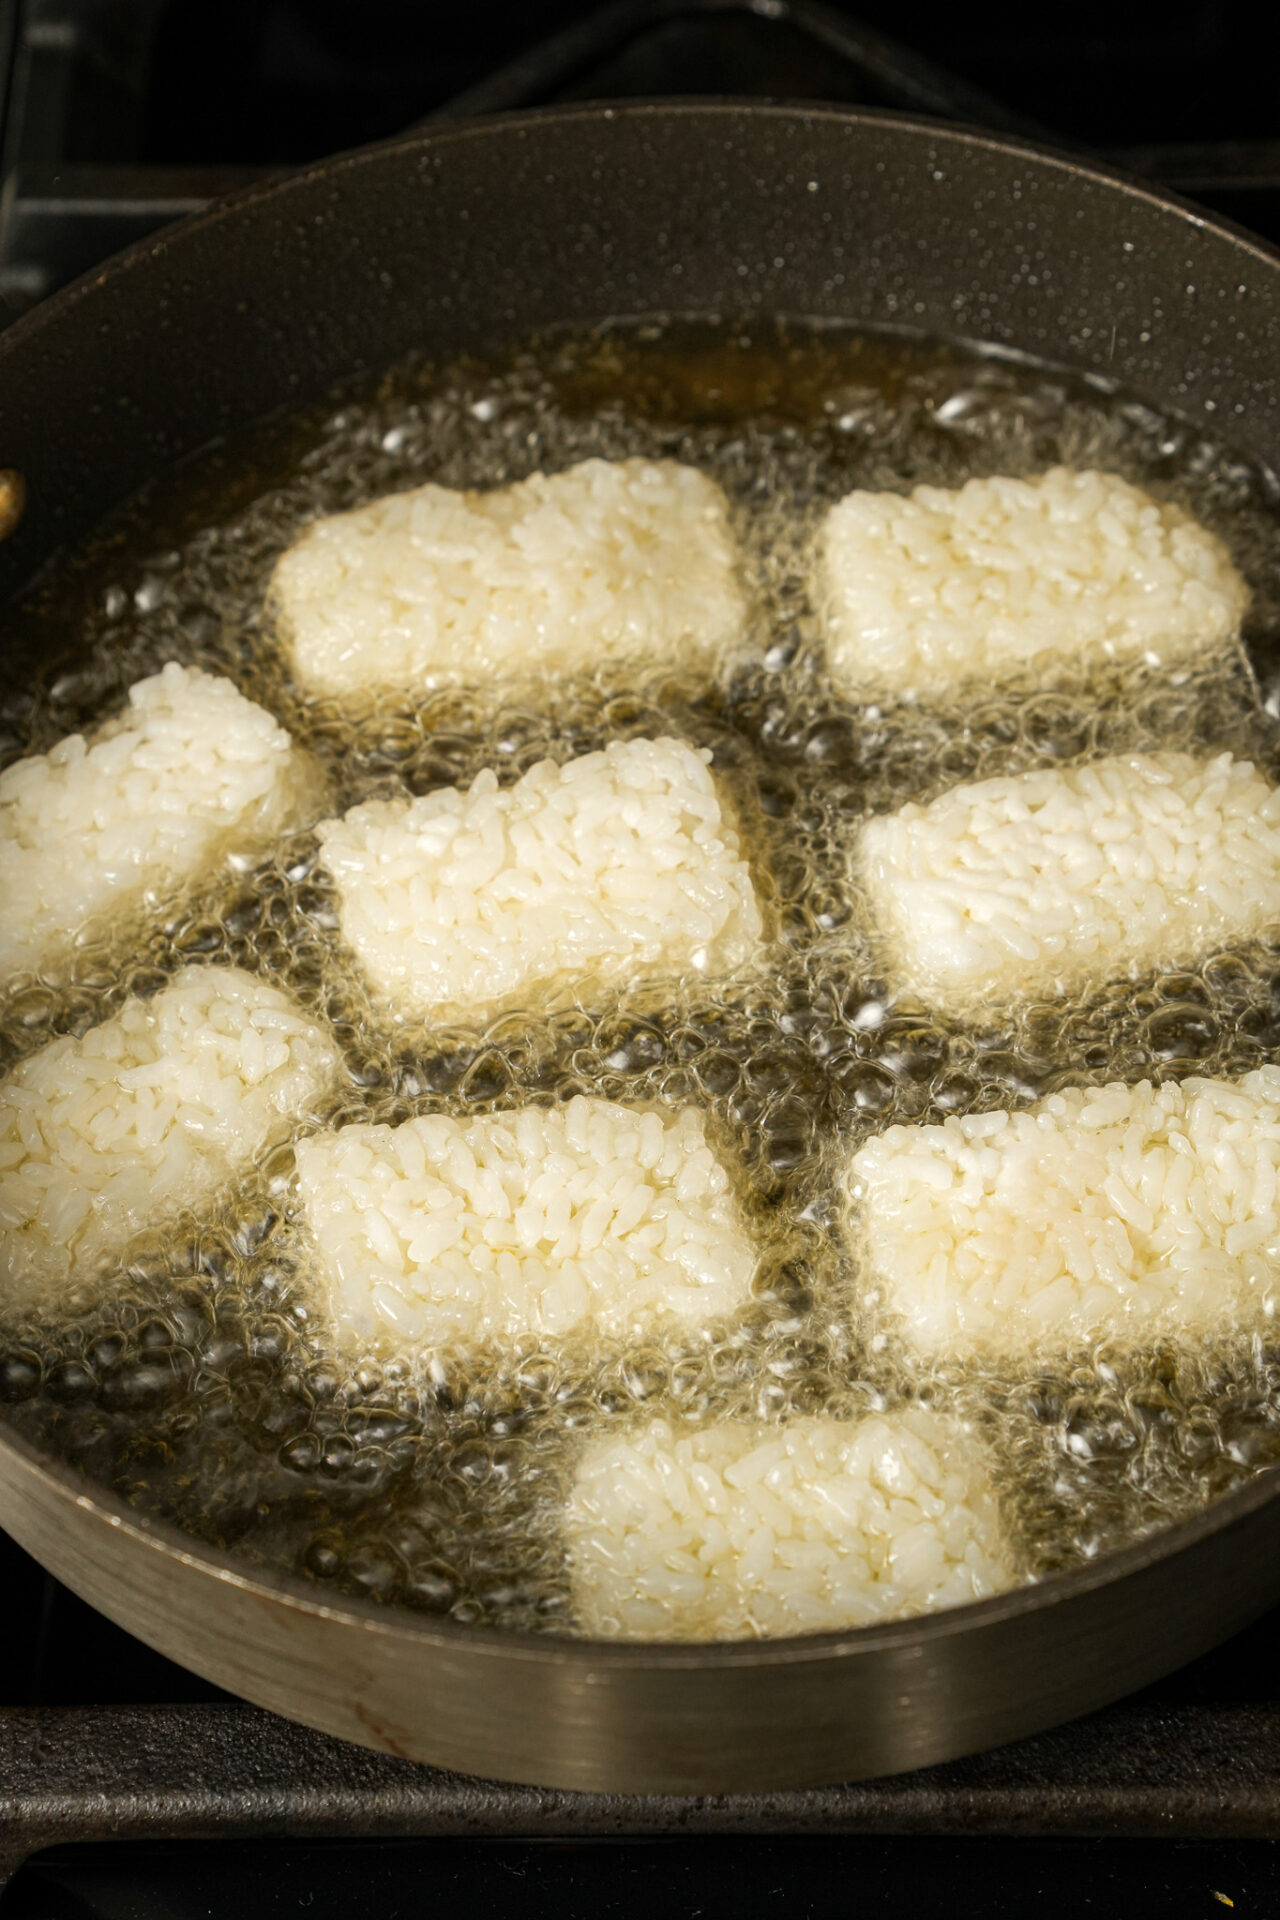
[
  {"xmin": 3, "ymin": 2, "xmax": 1280, "ymax": 1911},
  {"xmin": 4, "ymin": 1497, "xmax": 1280, "ymax": 1911},
  {"xmin": 4, "ymin": 1503, "xmax": 1280, "ymax": 1913},
  {"xmin": 3, "ymin": 0, "xmax": 1280, "ymax": 319}
]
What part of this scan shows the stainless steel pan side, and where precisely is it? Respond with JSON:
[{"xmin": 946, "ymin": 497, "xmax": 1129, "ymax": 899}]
[{"xmin": 3, "ymin": 1423, "xmax": 1280, "ymax": 1793}]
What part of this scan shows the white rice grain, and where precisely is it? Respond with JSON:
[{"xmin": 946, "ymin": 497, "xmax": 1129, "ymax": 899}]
[
  {"xmin": 848, "ymin": 1067, "xmax": 1280, "ymax": 1359},
  {"xmin": 272, "ymin": 458, "xmax": 746, "ymax": 699},
  {"xmin": 0, "ymin": 663, "xmax": 322, "ymax": 983},
  {"xmin": 0, "ymin": 965, "xmax": 341, "ymax": 1306},
  {"xmin": 817, "ymin": 466, "xmax": 1247, "ymax": 698},
  {"xmin": 317, "ymin": 736, "xmax": 764, "ymax": 1023},
  {"xmin": 858, "ymin": 749, "xmax": 1280, "ymax": 1013},
  {"xmin": 565, "ymin": 1408, "xmax": 1014, "ymax": 1640},
  {"xmin": 295, "ymin": 1094, "xmax": 757, "ymax": 1351}
]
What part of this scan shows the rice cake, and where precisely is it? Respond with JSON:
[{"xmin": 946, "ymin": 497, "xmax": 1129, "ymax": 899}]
[
  {"xmin": 272, "ymin": 457, "xmax": 746, "ymax": 699},
  {"xmin": 295, "ymin": 1094, "xmax": 757, "ymax": 1351},
  {"xmin": 316, "ymin": 736, "xmax": 764, "ymax": 1024},
  {"xmin": 849, "ymin": 1069, "xmax": 1280, "ymax": 1359},
  {"xmin": 565, "ymin": 1408, "xmax": 1014, "ymax": 1640},
  {"xmin": 0, "ymin": 964, "xmax": 341, "ymax": 1305},
  {"xmin": 817, "ymin": 467, "xmax": 1247, "ymax": 699},
  {"xmin": 0, "ymin": 663, "xmax": 323, "ymax": 983},
  {"xmin": 858, "ymin": 749, "xmax": 1280, "ymax": 1014}
]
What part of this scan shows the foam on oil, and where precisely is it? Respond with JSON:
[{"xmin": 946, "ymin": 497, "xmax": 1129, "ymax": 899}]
[{"xmin": 4, "ymin": 319, "xmax": 1280, "ymax": 1632}]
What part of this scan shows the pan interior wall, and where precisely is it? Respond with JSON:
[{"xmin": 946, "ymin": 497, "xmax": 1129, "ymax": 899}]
[{"xmin": 3, "ymin": 316, "xmax": 1280, "ymax": 1639}]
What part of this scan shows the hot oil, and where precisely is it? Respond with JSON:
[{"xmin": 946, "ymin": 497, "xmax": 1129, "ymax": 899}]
[{"xmin": 3, "ymin": 318, "xmax": 1280, "ymax": 1632}]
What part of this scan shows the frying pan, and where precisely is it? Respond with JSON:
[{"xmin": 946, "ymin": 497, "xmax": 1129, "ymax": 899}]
[{"xmin": 2, "ymin": 103, "xmax": 1280, "ymax": 1795}]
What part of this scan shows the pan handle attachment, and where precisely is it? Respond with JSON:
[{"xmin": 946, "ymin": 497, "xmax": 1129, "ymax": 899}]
[{"xmin": 0, "ymin": 470, "xmax": 25, "ymax": 542}]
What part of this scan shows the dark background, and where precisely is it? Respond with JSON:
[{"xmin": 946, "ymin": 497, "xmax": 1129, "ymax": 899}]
[
  {"xmin": 128, "ymin": 1, "xmax": 1280, "ymax": 161},
  {"xmin": 9, "ymin": 0, "xmax": 1280, "ymax": 164}
]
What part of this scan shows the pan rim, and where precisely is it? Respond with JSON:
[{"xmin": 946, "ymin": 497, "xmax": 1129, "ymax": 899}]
[
  {"xmin": 5, "ymin": 97, "xmax": 1280, "ymax": 1675},
  {"xmin": 5, "ymin": 1406, "xmax": 1279, "ymax": 1669},
  {"xmin": 3, "ymin": 97, "xmax": 1280, "ymax": 374}
]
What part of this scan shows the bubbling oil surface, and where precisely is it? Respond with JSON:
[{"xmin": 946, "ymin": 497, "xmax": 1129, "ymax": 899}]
[{"xmin": 4, "ymin": 319, "xmax": 1280, "ymax": 1633}]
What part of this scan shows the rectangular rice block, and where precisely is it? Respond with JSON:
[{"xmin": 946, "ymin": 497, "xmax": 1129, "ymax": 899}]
[
  {"xmin": 817, "ymin": 467, "xmax": 1247, "ymax": 698},
  {"xmin": 859, "ymin": 749, "xmax": 1280, "ymax": 1013},
  {"xmin": 848, "ymin": 1068, "xmax": 1280, "ymax": 1360},
  {"xmin": 565, "ymin": 1407, "xmax": 1014, "ymax": 1640},
  {"xmin": 295, "ymin": 1094, "xmax": 756, "ymax": 1350},
  {"xmin": 271, "ymin": 457, "xmax": 746, "ymax": 699},
  {"xmin": 0, "ymin": 663, "xmax": 322, "ymax": 983},
  {"xmin": 317, "ymin": 735, "xmax": 764, "ymax": 1023},
  {"xmin": 0, "ymin": 965, "xmax": 341, "ymax": 1305}
]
